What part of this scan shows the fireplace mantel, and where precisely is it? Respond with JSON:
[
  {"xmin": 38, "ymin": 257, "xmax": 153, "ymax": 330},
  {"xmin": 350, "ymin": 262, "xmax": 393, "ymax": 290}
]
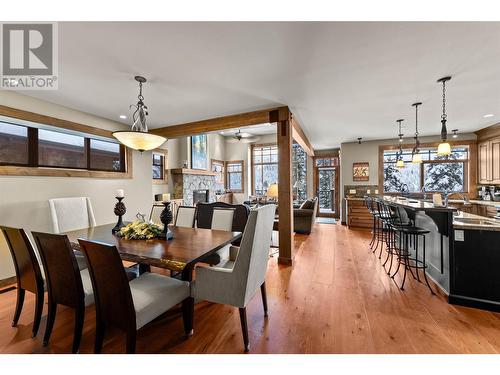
[{"xmin": 170, "ymin": 168, "xmax": 217, "ymax": 176}]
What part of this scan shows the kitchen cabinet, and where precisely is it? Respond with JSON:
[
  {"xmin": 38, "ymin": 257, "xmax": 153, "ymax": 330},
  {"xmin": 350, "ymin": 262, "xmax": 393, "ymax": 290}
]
[
  {"xmin": 346, "ymin": 198, "xmax": 372, "ymax": 229},
  {"xmin": 478, "ymin": 136, "xmax": 500, "ymax": 184}
]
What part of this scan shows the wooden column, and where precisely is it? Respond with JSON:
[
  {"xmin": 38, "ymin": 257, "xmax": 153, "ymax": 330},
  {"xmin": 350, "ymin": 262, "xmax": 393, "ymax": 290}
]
[{"xmin": 273, "ymin": 108, "xmax": 294, "ymax": 265}]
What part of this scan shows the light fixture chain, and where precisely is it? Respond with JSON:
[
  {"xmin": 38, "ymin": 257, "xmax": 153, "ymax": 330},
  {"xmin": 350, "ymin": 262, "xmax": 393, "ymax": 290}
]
[{"xmin": 442, "ymin": 80, "xmax": 447, "ymax": 120}]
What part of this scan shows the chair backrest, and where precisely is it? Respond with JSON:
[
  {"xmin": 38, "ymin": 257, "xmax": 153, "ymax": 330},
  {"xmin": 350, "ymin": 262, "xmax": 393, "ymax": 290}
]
[
  {"xmin": 78, "ymin": 239, "xmax": 135, "ymax": 332},
  {"xmin": 32, "ymin": 232, "xmax": 85, "ymax": 308},
  {"xmin": 149, "ymin": 204, "xmax": 164, "ymax": 226},
  {"xmin": 232, "ymin": 204, "xmax": 276, "ymax": 306},
  {"xmin": 0, "ymin": 226, "xmax": 44, "ymax": 294},
  {"xmin": 49, "ymin": 197, "xmax": 97, "ymax": 233},
  {"xmin": 211, "ymin": 208, "xmax": 235, "ymax": 231},
  {"xmin": 174, "ymin": 206, "xmax": 197, "ymax": 228}
]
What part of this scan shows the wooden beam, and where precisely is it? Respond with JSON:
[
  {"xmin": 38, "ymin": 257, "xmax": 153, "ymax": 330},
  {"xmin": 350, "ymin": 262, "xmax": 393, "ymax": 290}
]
[
  {"xmin": 151, "ymin": 107, "xmax": 287, "ymax": 139},
  {"xmin": 291, "ymin": 115, "xmax": 314, "ymax": 157},
  {"xmin": 275, "ymin": 109, "xmax": 294, "ymax": 265}
]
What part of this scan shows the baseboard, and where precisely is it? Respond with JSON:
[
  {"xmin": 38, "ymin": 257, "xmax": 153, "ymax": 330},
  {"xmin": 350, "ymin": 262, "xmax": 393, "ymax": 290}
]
[
  {"xmin": 449, "ymin": 294, "xmax": 500, "ymax": 313},
  {"xmin": 278, "ymin": 256, "xmax": 293, "ymax": 266},
  {"xmin": 0, "ymin": 276, "xmax": 16, "ymax": 289}
]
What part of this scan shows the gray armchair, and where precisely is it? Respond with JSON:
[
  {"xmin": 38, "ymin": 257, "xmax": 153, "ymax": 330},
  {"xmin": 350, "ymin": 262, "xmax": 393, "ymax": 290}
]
[
  {"xmin": 293, "ymin": 197, "xmax": 318, "ymax": 234},
  {"xmin": 192, "ymin": 204, "xmax": 276, "ymax": 352}
]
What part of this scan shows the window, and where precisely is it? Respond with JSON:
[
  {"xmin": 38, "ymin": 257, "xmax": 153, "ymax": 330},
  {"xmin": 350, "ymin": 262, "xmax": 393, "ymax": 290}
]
[
  {"xmin": 38, "ymin": 129, "xmax": 86, "ymax": 169},
  {"xmin": 0, "ymin": 122, "xmax": 29, "ymax": 165},
  {"xmin": 152, "ymin": 151, "xmax": 167, "ymax": 182},
  {"xmin": 383, "ymin": 146, "xmax": 469, "ymax": 193},
  {"xmin": 226, "ymin": 160, "xmax": 244, "ymax": 193},
  {"xmin": 0, "ymin": 116, "xmax": 126, "ymax": 174},
  {"xmin": 90, "ymin": 139, "xmax": 123, "ymax": 171},
  {"xmin": 211, "ymin": 159, "xmax": 225, "ymax": 187},
  {"xmin": 252, "ymin": 144, "xmax": 278, "ymax": 195},
  {"xmin": 292, "ymin": 143, "xmax": 307, "ymax": 201}
]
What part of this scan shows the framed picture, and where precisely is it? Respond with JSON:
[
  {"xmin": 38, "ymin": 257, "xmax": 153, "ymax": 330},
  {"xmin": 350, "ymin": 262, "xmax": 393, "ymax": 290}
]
[
  {"xmin": 191, "ymin": 134, "xmax": 208, "ymax": 170},
  {"xmin": 353, "ymin": 162, "xmax": 369, "ymax": 181}
]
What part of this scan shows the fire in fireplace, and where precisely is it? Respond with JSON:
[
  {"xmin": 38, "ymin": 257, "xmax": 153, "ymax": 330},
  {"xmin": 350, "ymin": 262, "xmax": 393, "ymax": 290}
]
[{"xmin": 193, "ymin": 189, "xmax": 209, "ymax": 206}]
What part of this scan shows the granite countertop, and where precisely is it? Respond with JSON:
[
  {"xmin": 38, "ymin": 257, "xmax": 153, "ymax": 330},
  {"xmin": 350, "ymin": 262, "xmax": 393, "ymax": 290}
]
[
  {"xmin": 380, "ymin": 196, "xmax": 457, "ymax": 212},
  {"xmin": 452, "ymin": 211, "xmax": 500, "ymax": 231}
]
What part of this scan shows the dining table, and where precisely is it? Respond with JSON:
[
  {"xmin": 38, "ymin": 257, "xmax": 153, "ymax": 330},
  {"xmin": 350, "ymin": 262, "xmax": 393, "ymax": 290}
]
[{"xmin": 64, "ymin": 223, "xmax": 242, "ymax": 335}]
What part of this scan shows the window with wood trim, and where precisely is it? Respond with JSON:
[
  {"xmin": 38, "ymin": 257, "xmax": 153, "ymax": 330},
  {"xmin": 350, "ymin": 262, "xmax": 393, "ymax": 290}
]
[
  {"xmin": 226, "ymin": 160, "xmax": 244, "ymax": 193},
  {"xmin": 152, "ymin": 152, "xmax": 165, "ymax": 180},
  {"xmin": 0, "ymin": 118, "xmax": 125, "ymax": 173},
  {"xmin": 211, "ymin": 159, "xmax": 225, "ymax": 187},
  {"xmin": 383, "ymin": 145, "xmax": 470, "ymax": 193},
  {"xmin": 252, "ymin": 144, "xmax": 278, "ymax": 196}
]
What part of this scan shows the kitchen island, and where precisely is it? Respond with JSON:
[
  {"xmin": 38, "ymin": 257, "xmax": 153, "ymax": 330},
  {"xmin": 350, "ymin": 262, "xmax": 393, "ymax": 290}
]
[{"xmin": 380, "ymin": 196, "xmax": 500, "ymax": 312}]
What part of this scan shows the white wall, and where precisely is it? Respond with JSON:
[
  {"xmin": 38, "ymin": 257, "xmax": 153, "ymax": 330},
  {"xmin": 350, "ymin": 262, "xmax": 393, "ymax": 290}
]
[{"xmin": 0, "ymin": 91, "xmax": 154, "ymax": 280}]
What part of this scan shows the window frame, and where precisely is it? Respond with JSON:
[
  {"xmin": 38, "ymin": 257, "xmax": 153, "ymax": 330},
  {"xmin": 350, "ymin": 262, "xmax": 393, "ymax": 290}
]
[
  {"xmin": 251, "ymin": 143, "xmax": 279, "ymax": 196},
  {"xmin": 225, "ymin": 160, "xmax": 244, "ymax": 193},
  {"xmin": 0, "ymin": 106, "xmax": 132, "ymax": 178},
  {"xmin": 152, "ymin": 149, "xmax": 168, "ymax": 184},
  {"xmin": 378, "ymin": 140, "xmax": 477, "ymax": 196}
]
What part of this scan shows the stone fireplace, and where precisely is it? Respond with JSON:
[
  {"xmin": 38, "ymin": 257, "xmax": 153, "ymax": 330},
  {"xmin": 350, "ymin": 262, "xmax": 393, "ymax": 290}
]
[{"xmin": 171, "ymin": 168, "xmax": 217, "ymax": 206}]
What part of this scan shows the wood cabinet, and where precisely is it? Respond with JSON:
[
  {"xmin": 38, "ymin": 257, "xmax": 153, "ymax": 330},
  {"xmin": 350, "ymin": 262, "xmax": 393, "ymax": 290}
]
[
  {"xmin": 346, "ymin": 198, "xmax": 372, "ymax": 229},
  {"xmin": 478, "ymin": 137, "xmax": 500, "ymax": 184}
]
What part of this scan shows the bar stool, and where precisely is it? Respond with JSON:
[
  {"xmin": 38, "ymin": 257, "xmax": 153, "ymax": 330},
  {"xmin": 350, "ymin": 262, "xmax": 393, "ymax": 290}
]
[
  {"xmin": 387, "ymin": 203, "xmax": 435, "ymax": 294},
  {"xmin": 363, "ymin": 196, "xmax": 379, "ymax": 250}
]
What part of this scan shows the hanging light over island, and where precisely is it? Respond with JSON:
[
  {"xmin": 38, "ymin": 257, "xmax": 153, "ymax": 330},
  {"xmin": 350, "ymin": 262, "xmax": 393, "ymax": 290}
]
[
  {"xmin": 436, "ymin": 76, "xmax": 452, "ymax": 157},
  {"xmin": 412, "ymin": 102, "xmax": 422, "ymax": 164},
  {"xmin": 113, "ymin": 76, "xmax": 166, "ymax": 152}
]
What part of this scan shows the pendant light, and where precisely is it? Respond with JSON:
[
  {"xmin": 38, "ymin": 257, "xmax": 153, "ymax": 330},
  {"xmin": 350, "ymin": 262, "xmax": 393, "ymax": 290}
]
[
  {"xmin": 395, "ymin": 119, "xmax": 405, "ymax": 168},
  {"xmin": 411, "ymin": 102, "xmax": 422, "ymax": 164},
  {"xmin": 112, "ymin": 76, "xmax": 166, "ymax": 152},
  {"xmin": 437, "ymin": 76, "xmax": 452, "ymax": 156}
]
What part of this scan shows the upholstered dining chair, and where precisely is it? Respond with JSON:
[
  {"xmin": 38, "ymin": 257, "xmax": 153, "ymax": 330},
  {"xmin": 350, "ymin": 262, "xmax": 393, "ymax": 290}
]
[
  {"xmin": 48, "ymin": 197, "xmax": 97, "ymax": 233},
  {"xmin": 149, "ymin": 203, "xmax": 164, "ymax": 226},
  {"xmin": 192, "ymin": 204, "xmax": 276, "ymax": 352},
  {"xmin": 78, "ymin": 239, "xmax": 191, "ymax": 354},
  {"xmin": 0, "ymin": 226, "xmax": 45, "ymax": 338},
  {"xmin": 210, "ymin": 207, "xmax": 237, "ymax": 263},
  {"xmin": 174, "ymin": 206, "xmax": 197, "ymax": 228},
  {"xmin": 32, "ymin": 232, "xmax": 94, "ymax": 353}
]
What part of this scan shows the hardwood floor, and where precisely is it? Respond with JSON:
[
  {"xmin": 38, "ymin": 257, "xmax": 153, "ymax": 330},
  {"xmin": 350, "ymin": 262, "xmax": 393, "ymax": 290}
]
[{"xmin": 1, "ymin": 223, "xmax": 500, "ymax": 354}]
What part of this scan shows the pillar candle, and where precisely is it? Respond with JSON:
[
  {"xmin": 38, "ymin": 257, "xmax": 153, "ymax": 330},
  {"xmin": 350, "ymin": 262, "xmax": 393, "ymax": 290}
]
[{"xmin": 116, "ymin": 189, "xmax": 125, "ymax": 198}]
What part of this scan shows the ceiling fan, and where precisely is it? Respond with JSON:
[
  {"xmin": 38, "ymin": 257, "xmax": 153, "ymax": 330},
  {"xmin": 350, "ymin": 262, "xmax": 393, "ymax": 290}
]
[{"xmin": 227, "ymin": 129, "xmax": 260, "ymax": 143}]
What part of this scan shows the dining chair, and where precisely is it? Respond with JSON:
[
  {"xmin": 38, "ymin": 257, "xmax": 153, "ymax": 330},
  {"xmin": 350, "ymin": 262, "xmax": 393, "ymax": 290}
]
[
  {"xmin": 0, "ymin": 226, "xmax": 45, "ymax": 338},
  {"xmin": 192, "ymin": 204, "xmax": 276, "ymax": 352},
  {"xmin": 77, "ymin": 239, "xmax": 191, "ymax": 354},
  {"xmin": 32, "ymin": 232, "xmax": 94, "ymax": 353},
  {"xmin": 149, "ymin": 203, "xmax": 163, "ymax": 226},
  {"xmin": 210, "ymin": 208, "xmax": 237, "ymax": 263},
  {"xmin": 174, "ymin": 206, "xmax": 197, "ymax": 228},
  {"xmin": 48, "ymin": 197, "xmax": 97, "ymax": 233}
]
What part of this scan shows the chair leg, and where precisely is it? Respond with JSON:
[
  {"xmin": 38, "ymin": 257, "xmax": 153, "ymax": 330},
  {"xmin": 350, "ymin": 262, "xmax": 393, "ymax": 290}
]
[
  {"xmin": 94, "ymin": 320, "xmax": 105, "ymax": 354},
  {"xmin": 238, "ymin": 307, "xmax": 250, "ymax": 352},
  {"xmin": 126, "ymin": 330, "xmax": 137, "ymax": 354},
  {"xmin": 12, "ymin": 287, "xmax": 25, "ymax": 327},
  {"xmin": 43, "ymin": 301, "xmax": 57, "ymax": 346},
  {"xmin": 260, "ymin": 282, "xmax": 268, "ymax": 317},
  {"xmin": 72, "ymin": 307, "xmax": 85, "ymax": 354},
  {"xmin": 32, "ymin": 288, "xmax": 44, "ymax": 338},
  {"xmin": 182, "ymin": 297, "xmax": 194, "ymax": 336}
]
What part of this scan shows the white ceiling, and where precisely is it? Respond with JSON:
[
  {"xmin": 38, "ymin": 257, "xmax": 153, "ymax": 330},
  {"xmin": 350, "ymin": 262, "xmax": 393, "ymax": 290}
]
[
  {"xmin": 216, "ymin": 123, "xmax": 276, "ymax": 137},
  {"xmin": 22, "ymin": 22, "xmax": 500, "ymax": 149}
]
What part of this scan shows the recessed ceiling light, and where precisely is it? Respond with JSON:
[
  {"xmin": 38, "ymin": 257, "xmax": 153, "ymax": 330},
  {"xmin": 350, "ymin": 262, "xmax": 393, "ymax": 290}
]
[
  {"xmin": 119, "ymin": 115, "xmax": 127, "ymax": 119},
  {"xmin": 483, "ymin": 114, "xmax": 494, "ymax": 118}
]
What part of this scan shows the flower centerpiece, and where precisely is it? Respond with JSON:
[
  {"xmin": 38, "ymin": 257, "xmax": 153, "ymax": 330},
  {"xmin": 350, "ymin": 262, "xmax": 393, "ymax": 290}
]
[{"xmin": 116, "ymin": 220, "xmax": 163, "ymax": 240}]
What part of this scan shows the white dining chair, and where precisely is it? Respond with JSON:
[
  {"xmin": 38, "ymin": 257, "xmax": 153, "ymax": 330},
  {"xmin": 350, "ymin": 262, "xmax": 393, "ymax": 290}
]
[
  {"xmin": 192, "ymin": 204, "xmax": 276, "ymax": 352},
  {"xmin": 48, "ymin": 197, "xmax": 96, "ymax": 270},
  {"xmin": 48, "ymin": 197, "xmax": 96, "ymax": 234},
  {"xmin": 174, "ymin": 206, "xmax": 197, "ymax": 228},
  {"xmin": 211, "ymin": 208, "xmax": 237, "ymax": 262}
]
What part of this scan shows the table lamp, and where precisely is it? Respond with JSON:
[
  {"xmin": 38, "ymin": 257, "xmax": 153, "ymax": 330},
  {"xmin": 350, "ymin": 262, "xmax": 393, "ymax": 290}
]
[{"xmin": 267, "ymin": 183, "xmax": 279, "ymax": 201}]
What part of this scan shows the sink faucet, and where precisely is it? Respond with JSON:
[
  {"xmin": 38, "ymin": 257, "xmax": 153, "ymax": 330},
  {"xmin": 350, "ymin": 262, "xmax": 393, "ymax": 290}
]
[
  {"xmin": 421, "ymin": 186, "xmax": 427, "ymax": 200},
  {"xmin": 443, "ymin": 191, "xmax": 449, "ymax": 207},
  {"xmin": 457, "ymin": 193, "xmax": 470, "ymax": 205}
]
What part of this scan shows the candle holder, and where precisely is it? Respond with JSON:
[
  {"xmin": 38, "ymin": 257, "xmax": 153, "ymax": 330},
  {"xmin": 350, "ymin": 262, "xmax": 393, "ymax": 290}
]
[
  {"xmin": 160, "ymin": 201, "xmax": 174, "ymax": 240},
  {"xmin": 112, "ymin": 197, "xmax": 126, "ymax": 234}
]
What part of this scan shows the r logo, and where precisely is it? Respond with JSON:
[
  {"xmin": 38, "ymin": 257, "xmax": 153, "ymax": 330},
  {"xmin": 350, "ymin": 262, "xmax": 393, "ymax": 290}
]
[{"xmin": 2, "ymin": 23, "xmax": 53, "ymax": 76}]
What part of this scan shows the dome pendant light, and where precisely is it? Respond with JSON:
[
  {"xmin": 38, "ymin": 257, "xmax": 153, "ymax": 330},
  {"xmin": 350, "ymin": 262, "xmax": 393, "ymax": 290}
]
[
  {"xmin": 112, "ymin": 76, "xmax": 166, "ymax": 152},
  {"xmin": 437, "ymin": 76, "xmax": 452, "ymax": 157},
  {"xmin": 412, "ymin": 102, "xmax": 423, "ymax": 164},
  {"xmin": 395, "ymin": 119, "xmax": 405, "ymax": 168}
]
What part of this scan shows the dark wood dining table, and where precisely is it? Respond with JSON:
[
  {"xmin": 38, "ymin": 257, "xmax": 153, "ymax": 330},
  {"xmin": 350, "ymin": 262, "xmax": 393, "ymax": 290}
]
[{"xmin": 65, "ymin": 223, "xmax": 242, "ymax": 335}]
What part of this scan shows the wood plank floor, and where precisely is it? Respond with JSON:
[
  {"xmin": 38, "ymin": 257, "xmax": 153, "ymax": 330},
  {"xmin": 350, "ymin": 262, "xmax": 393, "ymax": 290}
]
[{"xmin": 1, "ymin": 223, "xmax": 500, "ymax": 354}]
